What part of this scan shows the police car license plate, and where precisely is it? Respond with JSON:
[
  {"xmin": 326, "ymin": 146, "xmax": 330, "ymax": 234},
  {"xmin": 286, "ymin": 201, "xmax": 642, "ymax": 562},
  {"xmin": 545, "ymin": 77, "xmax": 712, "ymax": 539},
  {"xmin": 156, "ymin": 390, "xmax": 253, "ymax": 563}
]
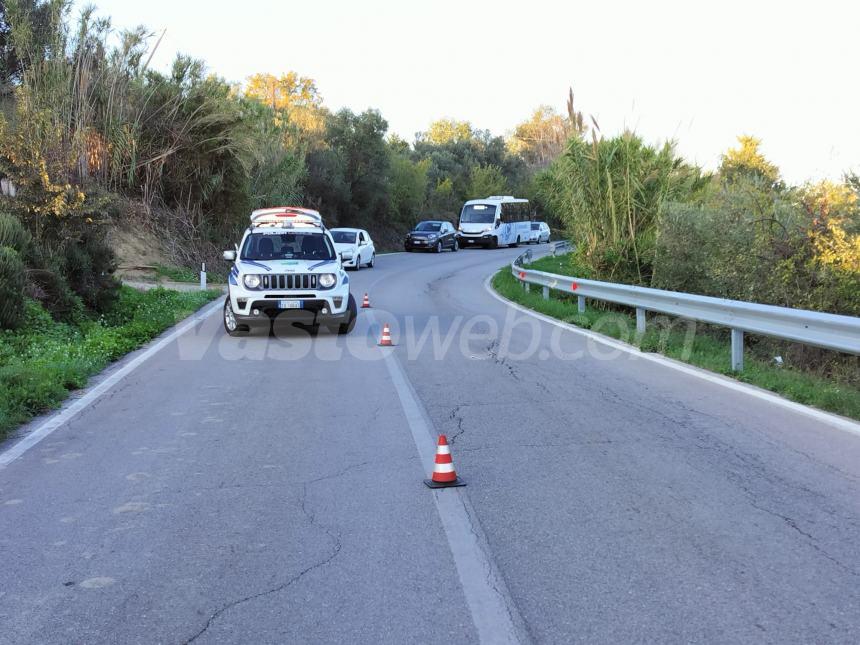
[{"xmin": 278, "ymin": 300, "xmax": 302, "ymax": 309}]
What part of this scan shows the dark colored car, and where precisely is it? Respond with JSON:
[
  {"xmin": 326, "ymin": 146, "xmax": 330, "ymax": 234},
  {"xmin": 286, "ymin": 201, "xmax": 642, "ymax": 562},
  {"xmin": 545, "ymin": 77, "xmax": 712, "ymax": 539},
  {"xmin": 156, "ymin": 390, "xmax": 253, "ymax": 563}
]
[{"xmin": 404, "ymin": 220, "xmax": 459, "ymax": 253}]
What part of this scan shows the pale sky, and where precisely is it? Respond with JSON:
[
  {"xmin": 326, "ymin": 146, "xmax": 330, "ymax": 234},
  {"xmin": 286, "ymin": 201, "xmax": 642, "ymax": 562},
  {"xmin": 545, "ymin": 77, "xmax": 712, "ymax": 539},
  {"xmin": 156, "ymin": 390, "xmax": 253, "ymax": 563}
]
[{"xmin": 75, "ymin": 0, "xmax": 858, "ymax": 184}]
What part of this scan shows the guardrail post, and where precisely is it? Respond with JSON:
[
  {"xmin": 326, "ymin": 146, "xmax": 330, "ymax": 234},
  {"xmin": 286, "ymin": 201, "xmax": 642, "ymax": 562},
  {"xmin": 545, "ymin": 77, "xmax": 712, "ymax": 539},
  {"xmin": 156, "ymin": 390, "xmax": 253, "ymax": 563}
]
[
  {"xmin": 200, "ymin": 262, "xmax": 207, "ymax": 291},
  {"xmin": 636, "ymin": 307, "xmax": 646, "ymax": 335},
  {"xmin": 731, "ymin": 329, "xmax": 744, "ymax": 371},
  {"xmin": 542, "ymin": 285, "xmax": 549, "ymax": 300},
  {"xmin": 524, "ymin": 282, "xmax": 530, "ymax": 293},
  {"xmin": 577, "ymin": 296, "xmax": 585, "ymax": 313}
]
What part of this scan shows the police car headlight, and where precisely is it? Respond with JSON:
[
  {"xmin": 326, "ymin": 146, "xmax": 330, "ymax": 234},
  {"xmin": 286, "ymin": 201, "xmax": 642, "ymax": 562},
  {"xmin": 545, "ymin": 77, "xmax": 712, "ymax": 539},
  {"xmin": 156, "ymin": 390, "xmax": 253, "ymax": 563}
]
[
  {"xmin": 243, "ymin": 274, "xmax": 261, "ymax": 289},
  {"xmin": 318, "ymin": 273, "xmax": 336, "ymax": 288}
]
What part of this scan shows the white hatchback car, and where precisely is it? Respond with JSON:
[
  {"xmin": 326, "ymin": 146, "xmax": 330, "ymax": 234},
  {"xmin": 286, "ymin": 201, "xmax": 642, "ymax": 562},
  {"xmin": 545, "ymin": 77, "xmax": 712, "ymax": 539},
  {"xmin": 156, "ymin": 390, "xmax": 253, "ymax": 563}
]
[
  {"xmin": 528, "ymin": 221, "xmax": 551, "ymax": 244},
  {"xmin": 330, "ymin": 228, "xmax": 376, "ymax": 270}
]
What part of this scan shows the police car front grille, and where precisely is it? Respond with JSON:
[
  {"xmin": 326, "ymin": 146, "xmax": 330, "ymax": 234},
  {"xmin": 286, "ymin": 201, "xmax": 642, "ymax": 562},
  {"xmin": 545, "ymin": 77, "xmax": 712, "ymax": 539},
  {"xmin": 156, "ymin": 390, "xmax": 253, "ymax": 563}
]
[{"xmin": 260, "ymin": 273, "xmax": 318, "ymax": 290}]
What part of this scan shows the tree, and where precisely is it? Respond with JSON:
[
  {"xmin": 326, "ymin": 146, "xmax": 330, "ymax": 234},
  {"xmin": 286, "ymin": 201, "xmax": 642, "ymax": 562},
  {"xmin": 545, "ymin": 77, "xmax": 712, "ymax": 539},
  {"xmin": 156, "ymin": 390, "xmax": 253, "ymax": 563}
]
[
  {"xmin": 427, "ymin": 177, "xmax": 458, "ymax": 215},
  {"xmin": 720, "ymin": 135, "xmax": 780, "ymax": 186},
  {"xmin": 305, "ymin": 108, "xmax": 390, "ymax": 226},
  {"xmin": 413, "ymin": 125, "xmax": 526, "ymax": 212},
  {"xmin": 389, "ymin": 153, "xmax": 428, "ymax": 225},
  {"xmin": 509, "ymin": 106, "xmax": 571, "ymax": 169},
  {"xmin": 422, "ymin": 118, "xmax": 473, "ymax": 145},
  {"xmin": 245, "ymin": 71, "xmax": 326, "ymax": 147},
  {"xmin": 467, "ymin": 164, "xmax": 507, "ymax": 198},
  {"xmin": 0, "ymin": 0, "xmax": 54, "ymax": 93}
]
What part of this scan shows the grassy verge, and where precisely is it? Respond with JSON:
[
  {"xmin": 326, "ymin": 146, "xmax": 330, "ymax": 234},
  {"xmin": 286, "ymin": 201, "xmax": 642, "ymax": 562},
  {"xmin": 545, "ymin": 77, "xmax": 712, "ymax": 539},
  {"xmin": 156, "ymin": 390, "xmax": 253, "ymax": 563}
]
[
  {"xmin": 493, "ymin": 256, "xmax": 860, "ymax": 421},
  {"xmin": 0, "ymin": 286, "xmax": 221, "ymax": 440},
  {"xmin": 153, "ymin": 264, "xmax": 224, "ymax": 284}
]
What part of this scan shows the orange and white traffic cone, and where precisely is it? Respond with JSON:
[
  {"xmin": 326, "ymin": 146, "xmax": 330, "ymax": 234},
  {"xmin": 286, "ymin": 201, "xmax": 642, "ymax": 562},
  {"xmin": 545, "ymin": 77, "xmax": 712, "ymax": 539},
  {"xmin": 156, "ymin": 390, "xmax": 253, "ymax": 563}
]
[
  {"xmin": 424, "ymin": 434, "xmax": 466, "ymax": 488},
  {"xmin": 361, "ymin": 292, "xmax": 371, "ymax": 308},
  {"xmin": 378, "ymin": 323, "xmax": 394, "ymax": 346}
]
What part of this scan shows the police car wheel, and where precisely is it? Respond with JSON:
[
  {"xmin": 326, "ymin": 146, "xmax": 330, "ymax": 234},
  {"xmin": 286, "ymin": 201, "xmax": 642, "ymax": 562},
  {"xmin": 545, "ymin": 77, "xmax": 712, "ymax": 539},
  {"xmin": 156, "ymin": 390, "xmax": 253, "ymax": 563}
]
[
  {"xmin": 368, "ymin": 253, "xmax": 375, "ymax": 267},
  {"xmin": 354, "ymin": 256, "xmax": 361, "ymax": 271},
  {"xmin": 223, "ymin": 298, "xmax": 247, "ymax": 336},
  {"xmin": 337, "ymin": 294, "xmax": 358, "ymax": 335}
]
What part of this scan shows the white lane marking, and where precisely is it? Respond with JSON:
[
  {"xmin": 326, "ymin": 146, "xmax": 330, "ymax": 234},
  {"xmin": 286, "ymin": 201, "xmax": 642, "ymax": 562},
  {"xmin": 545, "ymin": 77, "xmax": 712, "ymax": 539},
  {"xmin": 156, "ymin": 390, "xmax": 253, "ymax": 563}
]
[
  {"xmin": 484, "ymin": 274, "xmax": 860, "ymax": 437},
  {"xmin": 367, "ymin": 310, "xmax": 524, "ymax": 644},
  {"xmin": 0, "ymin": 298, "xmax": 224, "ymax": 470}
]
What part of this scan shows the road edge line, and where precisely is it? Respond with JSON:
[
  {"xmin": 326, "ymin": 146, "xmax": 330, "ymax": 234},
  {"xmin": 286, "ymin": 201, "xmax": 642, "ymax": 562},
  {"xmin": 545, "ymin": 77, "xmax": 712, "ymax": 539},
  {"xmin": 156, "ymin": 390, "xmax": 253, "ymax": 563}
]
[
  {"xmin": 0, "ymin": 297, "xmax": 224, "ymax": 470},
  {"xmin": 484, "ymin": 273, "xmax": 860, "ymax": 438}
]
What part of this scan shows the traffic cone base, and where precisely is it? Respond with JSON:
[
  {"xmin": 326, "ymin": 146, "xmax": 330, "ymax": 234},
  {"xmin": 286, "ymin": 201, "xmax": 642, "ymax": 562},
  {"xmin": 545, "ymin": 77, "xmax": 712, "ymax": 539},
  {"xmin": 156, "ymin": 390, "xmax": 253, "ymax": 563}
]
[{"xmin": 424, "ymin": 476, "xmax": 466, "ymax": 489}]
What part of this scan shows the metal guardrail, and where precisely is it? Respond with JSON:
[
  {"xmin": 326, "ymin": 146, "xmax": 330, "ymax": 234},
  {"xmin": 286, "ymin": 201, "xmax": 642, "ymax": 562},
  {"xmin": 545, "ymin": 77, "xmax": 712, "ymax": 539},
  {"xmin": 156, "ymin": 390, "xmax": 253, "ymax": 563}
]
[{"xmin": 512, "ymin": 248, "xmax": 860, "ymax": 371}]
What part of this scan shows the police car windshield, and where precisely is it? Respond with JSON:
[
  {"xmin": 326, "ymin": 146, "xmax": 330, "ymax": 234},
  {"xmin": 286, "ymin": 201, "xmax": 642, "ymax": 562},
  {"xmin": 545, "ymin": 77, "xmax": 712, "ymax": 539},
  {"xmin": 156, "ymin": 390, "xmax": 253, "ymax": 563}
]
[{"xmin": 241, "ymin": 232, "xmax": 335, "ymax": 261}]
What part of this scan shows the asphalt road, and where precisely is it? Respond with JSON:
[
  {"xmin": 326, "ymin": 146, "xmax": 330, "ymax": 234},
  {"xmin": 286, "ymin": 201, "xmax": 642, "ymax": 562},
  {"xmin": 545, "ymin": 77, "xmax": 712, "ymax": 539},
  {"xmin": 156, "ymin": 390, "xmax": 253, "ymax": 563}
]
[{"xmin": 1, "ymin": 245, "xmax": 859, "ymax": 644}]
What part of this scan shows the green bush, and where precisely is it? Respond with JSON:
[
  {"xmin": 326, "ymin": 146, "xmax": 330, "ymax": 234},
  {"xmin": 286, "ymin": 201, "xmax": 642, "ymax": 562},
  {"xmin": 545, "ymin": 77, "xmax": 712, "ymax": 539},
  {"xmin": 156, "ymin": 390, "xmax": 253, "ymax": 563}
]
[
  {"xmin": 62, "ymin": 228, "xmax": 119, "ymax": 313},
  {"xmin": 0, "ymin": 246, "xmax": 26, "ymax": 329},
  {"xmin": 23, "ymin": 243, "xmax": 86, "ymax": 324},
  {"xmin": 0, "ymin": 212, "xmax": 31, "ymax": 251}
]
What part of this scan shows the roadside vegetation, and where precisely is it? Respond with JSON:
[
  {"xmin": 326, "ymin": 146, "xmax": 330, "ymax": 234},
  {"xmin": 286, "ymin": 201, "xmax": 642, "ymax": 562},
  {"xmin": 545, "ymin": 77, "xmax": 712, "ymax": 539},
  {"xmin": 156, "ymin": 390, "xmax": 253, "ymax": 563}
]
[
  {"xmin": 152, "ymin": 264, "xmax": 206, "ymax": 284},
  {"xmin": 493, "ymin": 256, "xmax": 860, "ymax": 421},
  {"xmin": 0, "ymin": 2, "xmax": 856, "ymax": 435},
  {"xmin": 533, "ymin": 97, "xmax": 859, "ymax": 387},
  {"xmin": 0, "ymin": 0, "xmax": 560, "ymax": 322},
  {"xmin": 0, "ymin": 286, "xmax": 219, "ymax": 439}
]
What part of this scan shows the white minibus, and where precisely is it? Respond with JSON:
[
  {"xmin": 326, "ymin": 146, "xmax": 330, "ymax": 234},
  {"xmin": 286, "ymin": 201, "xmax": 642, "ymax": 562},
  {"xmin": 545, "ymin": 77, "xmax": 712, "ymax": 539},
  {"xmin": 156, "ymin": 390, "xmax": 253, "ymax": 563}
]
[{"xmin": 456, "ymin": 196, "xmax": 531, "ymax": 248}]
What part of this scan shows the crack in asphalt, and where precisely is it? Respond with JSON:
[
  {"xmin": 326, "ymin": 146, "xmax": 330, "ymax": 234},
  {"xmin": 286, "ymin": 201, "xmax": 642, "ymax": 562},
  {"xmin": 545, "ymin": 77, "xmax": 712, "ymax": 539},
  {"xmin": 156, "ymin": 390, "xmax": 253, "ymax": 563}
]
[
  {"xmin": 425, "ymin": 268, "xmax": 462, "ymax": 295},
  {"xmin": 180, "ymin": 479, "xmax": 344, "ymax": 644},
  {"xmin": 448, "ymin": 405, "xmax": 467, "ymax": 445},
  {"xmin": 740, "ymin": 490, "xmax": 859, "ymax": 578},
  {"xmin": 486, "ymin": 340, "xmax": 521, "ymax": 381}
]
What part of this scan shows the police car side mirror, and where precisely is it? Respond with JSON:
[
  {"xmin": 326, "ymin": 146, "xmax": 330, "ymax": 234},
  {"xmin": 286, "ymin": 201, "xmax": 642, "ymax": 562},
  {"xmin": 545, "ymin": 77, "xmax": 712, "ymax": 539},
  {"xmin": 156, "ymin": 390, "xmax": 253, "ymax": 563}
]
[{"xmin": 223, "ymin": 250, "xmax": 236, "ymax": 261}]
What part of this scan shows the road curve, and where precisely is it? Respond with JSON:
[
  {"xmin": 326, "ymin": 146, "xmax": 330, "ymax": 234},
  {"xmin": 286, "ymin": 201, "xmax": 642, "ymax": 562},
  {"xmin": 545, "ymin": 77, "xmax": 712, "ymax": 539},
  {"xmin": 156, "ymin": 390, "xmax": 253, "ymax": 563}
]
[{"xmin": 1, "ymin": 246, "xmax": 858, "ymax": 644}]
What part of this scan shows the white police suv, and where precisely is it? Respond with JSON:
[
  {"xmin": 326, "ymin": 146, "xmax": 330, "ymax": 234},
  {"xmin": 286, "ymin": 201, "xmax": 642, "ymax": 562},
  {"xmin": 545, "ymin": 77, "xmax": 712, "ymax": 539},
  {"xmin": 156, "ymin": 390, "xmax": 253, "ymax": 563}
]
[{"xmin": 222, "ymin": 207, "xmax": 356, "ymax": 336}]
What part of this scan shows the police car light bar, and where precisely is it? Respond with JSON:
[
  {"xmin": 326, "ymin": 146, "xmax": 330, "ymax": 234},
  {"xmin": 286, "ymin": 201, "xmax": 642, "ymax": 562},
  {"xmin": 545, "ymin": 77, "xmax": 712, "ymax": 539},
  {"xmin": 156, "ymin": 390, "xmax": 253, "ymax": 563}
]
[{"xmin": 249, "ymin": 207, "xmax": 323, "ymax": 228}]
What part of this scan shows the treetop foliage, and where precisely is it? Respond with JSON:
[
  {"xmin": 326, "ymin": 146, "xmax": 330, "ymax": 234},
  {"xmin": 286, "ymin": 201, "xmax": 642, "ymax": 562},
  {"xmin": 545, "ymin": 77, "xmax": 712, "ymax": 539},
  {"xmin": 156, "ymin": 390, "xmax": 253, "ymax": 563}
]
[{"xmin": 720, "ymin": 135, "xmax": 781, "ymax": 186}]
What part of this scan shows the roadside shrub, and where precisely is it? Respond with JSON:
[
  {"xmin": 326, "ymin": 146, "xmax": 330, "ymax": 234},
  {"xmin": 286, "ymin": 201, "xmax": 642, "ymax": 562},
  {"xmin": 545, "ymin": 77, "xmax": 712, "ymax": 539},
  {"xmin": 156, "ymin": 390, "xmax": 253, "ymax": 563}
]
[
  {"xmin": 0, "ymin": 211, "xmax": 31, "ymax": 251},
  {"xmin": 62, "ymin": 228, "xmax": 119, "ymax": 313},
  {"xmin": 22, "ymin": 244, "xmax": 85, "ymax": 323},
  {"xmin": 537, "ymin": 132, "xmax": 707, "ymax": 284},
  {"xmin": 0, "ymin": 246, "xmax": 26, "ymax": 328}
]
